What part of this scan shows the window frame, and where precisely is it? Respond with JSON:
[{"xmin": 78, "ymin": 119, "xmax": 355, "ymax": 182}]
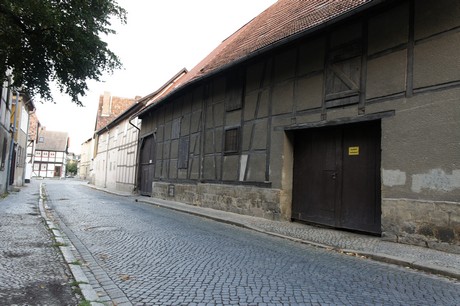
[{"xmin": 223, "ymin": 126, "xmax": 241, "ymax": 155}]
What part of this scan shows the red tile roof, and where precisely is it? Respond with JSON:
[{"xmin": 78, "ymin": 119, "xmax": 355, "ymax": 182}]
[
  {"xmin": 139, "ymin": 0, "xmax": 375, "ymax": 116},
  {"xmin": 94, "ymin": 93, "xmax": 137, "ymax": 131},
  {"xmin": 184, "ymin": 0, "xmax": 371, "ymax": 82}
]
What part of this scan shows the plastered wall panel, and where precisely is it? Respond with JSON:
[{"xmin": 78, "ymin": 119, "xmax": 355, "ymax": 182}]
[
  {"xmin": 246, "ymin": 61, "xmax": 265, "ymax": 93},
  {"xmin": 413, "ymin": 31, "xmax": 460, "ymax": 88},
  {"xmin": 222, "ymin": 155, "xmax": 239, "ymax": 181},
  {"xmin": 181, "ymin": 114, "xmax": 191, "ymax": 135},
  {"xmin": 368, "ymin": 2, "xmax": 409, "ymax": 55},
  {"xmin": 295, "ymin": 74, "xmax": 323, "ymax": 111},
  {"xmin": 169, "ymin": 160, "xmax": 177, "ymax": 179},
  {"xmin": 381, "ymin": 88, "xmax": 460, "ymax": 201},
  {"xmin": 246, "ymin": 154, "xmax": 266, "ymax": 182},
  {"xmin": 366, "ymin": 50, "xmax": 407, "ymax": 99},
  {"xmin": 191, "ymin": 111, "xmax": 202, "ymax": 133},
  {"xmin": 298, "ymin": 38, "xmax": 325, "ymax": 76},
  {"xmin": 212, "ymin": 77, "xmax": 226, "ymax": 103},
  {"xmin": 274, "ymin": 49, "xmax": 296, "ymax": 84},
  {"xmin": 330, "ymin": 22, "xmax": 362, "ymax": 48},
  {"xmin": 225, "ymin": 109, "xmax": 242, "ymax": 126},
  {"xmin": 244, "ymin": 92, "xmax": 258, "ymax": 121},
  {"xmin": 204, "ymin": 130, "xmax": 215, "ymax": 154},
  {"xmin": 415, "ymin": 0, "xmax": 460, "ymax": 40},
  {"xmin": 272, "ymin": 81, "xmax": 294, "ymax": 115},
  {"xmin": 213, "ymin": 102, "xmax": 225, "ymax": 127},
  {"xmin": 252, "ymin": 119, "xmax": 268, "ymax": 150},
  {"xmin": 170, "ymin": 140, "xmax": 178, "ymax": 159},
  {"xmin": 203, "ymin": 156, "xmax": 219, "ymax": 180},
  {"xmin": 257, "ymin": 89, "xmax": 270, "ymax": 118}
]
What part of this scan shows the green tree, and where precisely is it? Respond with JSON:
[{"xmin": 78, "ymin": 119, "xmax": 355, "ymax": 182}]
[
  {"xmin": 66, "ymin": 160, "xmax": 77, "ymax": 176},
  {"xmin": 0, "ymin": 0, "xmax": 126, "ymax": 105}
]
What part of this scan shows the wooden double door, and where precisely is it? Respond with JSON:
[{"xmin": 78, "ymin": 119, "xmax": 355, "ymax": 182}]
[{"xmin": 292, "ymin": 121, "xmax": 381, "ymax": 234}]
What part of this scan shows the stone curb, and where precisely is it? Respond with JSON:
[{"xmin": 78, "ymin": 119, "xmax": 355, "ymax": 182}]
[{"xmin": 38, "ymin": 183, "xmax": 104, "ymax": 306}]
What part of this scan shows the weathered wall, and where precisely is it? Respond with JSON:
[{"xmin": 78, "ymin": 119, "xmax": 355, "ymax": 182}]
[
  {"xmin": 79, "ymin": 139, "xmax": 93, "ymax": 181},
  {"xmin": 94, "ymin": 118, "xmax": 140, "ymax": 193},
  {"xmin": 139, "ymin": 0, "xmax": 460, "ymax": 250},
  {"xmin": 152, "ymin": 181, "xmax": 281, "ymax": 220}
]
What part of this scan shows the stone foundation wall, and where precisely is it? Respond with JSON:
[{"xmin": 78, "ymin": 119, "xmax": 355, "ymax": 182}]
[
  {"xmin": 152, "ymin": 182, "xmax": 282, "ymax": 221},
  {"xmin": 382, "ymin": 198, "xmax": 460, "ymax": 254}
]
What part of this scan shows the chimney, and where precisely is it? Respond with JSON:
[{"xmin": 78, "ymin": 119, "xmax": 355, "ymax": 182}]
[{"xmin": 102, "ymin": 91, "xmax": 111, "ymax": 116}]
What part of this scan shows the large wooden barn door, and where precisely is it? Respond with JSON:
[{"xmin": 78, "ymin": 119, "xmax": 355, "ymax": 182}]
[
  {"xmin": 139, "ymin": 135, "xmax": 155, "ymax": 196},
  {"xmin": 292, "ymin": 121, "xmax": 381, "ymax": 234}
]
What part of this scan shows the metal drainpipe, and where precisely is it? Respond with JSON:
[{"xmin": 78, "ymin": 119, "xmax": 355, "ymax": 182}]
[
  {"xmin": 104, "ymin": 127, "xmax": 110, "ymax": 188},
  {"xmin": 7, "ymin": 91, "xmax": 19, "ymax": 188},
  {"xmin": 129, "ymin": 117, "xmax": 140, "ymax": 192}
]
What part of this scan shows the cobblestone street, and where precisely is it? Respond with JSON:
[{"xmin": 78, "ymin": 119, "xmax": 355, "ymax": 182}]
[{"xmin": 42, "ymin": 180, "xmax": 460, "ymax": 306}]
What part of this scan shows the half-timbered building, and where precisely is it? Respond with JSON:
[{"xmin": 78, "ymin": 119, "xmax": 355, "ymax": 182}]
[
  {"xmin": 33, "ymin": 128, "xmax": 69, "ymax": 178},
  {"xmin": 136, "ymin": 0, "xmax": 460, "ymax": 250}
]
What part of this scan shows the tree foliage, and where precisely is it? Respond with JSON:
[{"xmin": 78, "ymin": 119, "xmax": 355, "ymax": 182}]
[
  {"xmin": 66, "ymin": 160, "xmax": 77, "ymax": 175},
  {"xmin": 0, "ymin": 0, "xmax": 126, "ymax": 105}
]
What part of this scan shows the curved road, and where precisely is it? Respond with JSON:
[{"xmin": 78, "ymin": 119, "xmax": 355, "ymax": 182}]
[{"xmin": 44, "ymin": 180, "xmax": 460, "ymax": 305}]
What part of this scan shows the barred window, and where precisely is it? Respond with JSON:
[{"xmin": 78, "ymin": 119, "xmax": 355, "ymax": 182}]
[{"xmin": 224, "ymin": 127, "xmax": 240, "ymax": 154}]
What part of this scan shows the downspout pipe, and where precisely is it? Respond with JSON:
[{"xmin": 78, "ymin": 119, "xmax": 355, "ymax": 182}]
[
  {"xmin": 104, "ymin": 126, "xmax": 110, "ymax": 188},
  {"xmin": 128, "ymin": 117, "xmax": 140, "ymax": 192}
]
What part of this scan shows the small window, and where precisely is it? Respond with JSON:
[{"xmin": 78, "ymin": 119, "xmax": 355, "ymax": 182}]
[
  {"xmin": 224, "ymin": 127, "xmax": 240, "ymax": 154},
  {"xmin": 38, "ymin": 136, "xmax": 44, "ymax": 143}
]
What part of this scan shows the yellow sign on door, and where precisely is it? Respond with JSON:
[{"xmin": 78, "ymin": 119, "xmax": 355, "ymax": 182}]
[{"xmin": 348, "ymin": 146, "xmax": 359, "ymax": 156}]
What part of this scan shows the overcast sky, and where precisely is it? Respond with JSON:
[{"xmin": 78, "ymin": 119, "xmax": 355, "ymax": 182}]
[{"xmin": 34, "ymin": 1, "xmax": 277, "ymax": 153}]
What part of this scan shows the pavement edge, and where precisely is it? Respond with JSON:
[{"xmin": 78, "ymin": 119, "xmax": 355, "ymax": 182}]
[{"xmin": 38, "ymin": 183, "xmax": 104, "ymax": 306}]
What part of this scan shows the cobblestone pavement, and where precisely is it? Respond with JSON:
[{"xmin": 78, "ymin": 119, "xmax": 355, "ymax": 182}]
[
  {"xmin": 0, "ymin": 180, "xmax": 79, "ymax": 305},
  {"xmin": 43, "ymin": 180, "xmax": 460, "ymax": 306}
]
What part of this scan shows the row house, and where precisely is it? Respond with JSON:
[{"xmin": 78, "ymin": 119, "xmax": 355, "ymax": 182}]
[
  {"xmin": 26, "ymin": 112, "xmax": 41, "ymax": 182},
  {"xmin": 79, "ymin": 137, "xmax": 93, "ymax": 180},
  {"xmin": 0, "ymin": 73, "xmax": 36, "ymax": 191},
  {"xmin": 0, "ymin": 75, "xmax": 13, "ymax": 192},
  {"xmin": 133, "ymin": 0, "xmax": 460, "ymax": 251},
  {"xmin": 33, "ymin": 128, "xmax": 69, "ymax": 178},
  {"xmin": 10, "ymin": 93, "xmax": 36, "ymax": 186},
  {"xmin": 90, "ymin": 70, "xmax": 187, "ymax": 193},
  {"xmin": 90, "ymin": 92, "xmax": 138, "ymax": 190}
]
